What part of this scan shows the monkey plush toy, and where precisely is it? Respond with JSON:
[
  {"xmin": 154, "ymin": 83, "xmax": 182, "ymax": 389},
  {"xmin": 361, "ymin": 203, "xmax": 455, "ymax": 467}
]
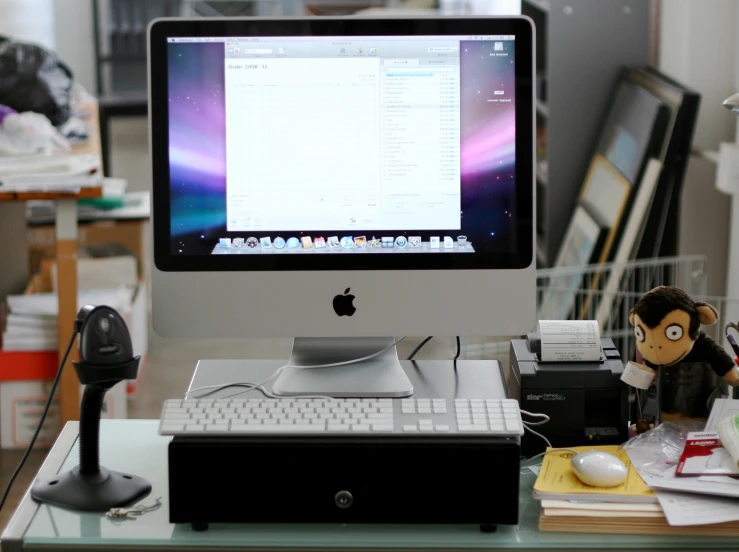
[{"xmin": 623, "ymin": 286, "xmax": 739, "ymax": 421}]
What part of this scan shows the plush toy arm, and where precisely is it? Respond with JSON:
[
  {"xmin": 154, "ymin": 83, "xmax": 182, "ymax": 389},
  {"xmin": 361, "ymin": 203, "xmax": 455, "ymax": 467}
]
[{"xmin": 695, "ymin": 333, "xmax": 739, "ymax": 384}]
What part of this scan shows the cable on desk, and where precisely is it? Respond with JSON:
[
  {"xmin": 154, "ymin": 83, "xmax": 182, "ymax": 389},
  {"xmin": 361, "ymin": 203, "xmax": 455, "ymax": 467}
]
[
  {"xmin": 188, "ymin": 337, "xmax": 407, "ymax": 399},
  {"xmin": 454, "ymin": 336, "xmax": 461, "ymax": 361},
  {"xmin": 0, "ymin": 332, "xmax": 77, "ymax": 513}
]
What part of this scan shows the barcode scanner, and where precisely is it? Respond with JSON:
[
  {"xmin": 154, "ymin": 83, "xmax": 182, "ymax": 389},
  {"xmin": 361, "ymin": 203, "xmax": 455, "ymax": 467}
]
[{"xmin": 31, "ymin": 305, "xmax": 151, "ymax": 512}]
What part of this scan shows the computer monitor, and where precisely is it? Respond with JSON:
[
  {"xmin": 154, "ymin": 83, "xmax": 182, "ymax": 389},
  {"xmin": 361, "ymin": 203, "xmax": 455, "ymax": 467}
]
[{"xmin": 148, "ymin": 16, "xmax": 536, "ymax": 397}]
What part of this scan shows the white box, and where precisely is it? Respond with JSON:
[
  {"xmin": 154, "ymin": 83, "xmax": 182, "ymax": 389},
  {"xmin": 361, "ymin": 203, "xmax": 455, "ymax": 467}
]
[{"xmin": 0, "ymin": 380, "xmax": 127, "ymax": 449}]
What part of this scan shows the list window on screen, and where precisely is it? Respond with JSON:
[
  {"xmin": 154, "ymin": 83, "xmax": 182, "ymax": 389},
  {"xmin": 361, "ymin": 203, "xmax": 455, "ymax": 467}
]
[{"xmin": 224, "ymin": 46, "xmax": 461, "ymax": 233}]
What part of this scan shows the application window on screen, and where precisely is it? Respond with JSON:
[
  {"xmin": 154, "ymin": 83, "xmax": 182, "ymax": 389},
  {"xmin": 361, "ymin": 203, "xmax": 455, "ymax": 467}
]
[{"xmin": 223, "ymin": 39, "xmax": 462, "ymax": 233}]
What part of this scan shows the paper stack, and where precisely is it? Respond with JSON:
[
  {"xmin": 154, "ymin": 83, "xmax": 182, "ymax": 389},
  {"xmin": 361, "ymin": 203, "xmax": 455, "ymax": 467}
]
[
  {"xmin": 534, "ymin": 445, "xmax": 739, "ymax": 536},
  {"xmin": 2, "ymin": 287, "xmax": 134, "ymax": 352},
  {"xmin": 0, "ymin": 152, "xmax": 101, "ymax": 193}
]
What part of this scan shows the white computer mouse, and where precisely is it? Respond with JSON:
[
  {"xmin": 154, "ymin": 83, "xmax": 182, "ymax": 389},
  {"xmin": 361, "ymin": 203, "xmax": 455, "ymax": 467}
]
[{"xmin": 570, "ymin": 450, "xmax": 628, "ymax": 488}]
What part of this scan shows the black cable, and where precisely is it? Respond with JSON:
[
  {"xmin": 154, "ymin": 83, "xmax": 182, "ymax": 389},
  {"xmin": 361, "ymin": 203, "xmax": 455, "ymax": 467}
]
[
  {"xmin": 0, "ymin": 332, "xmax": 76, "ymax": 513},
  {"xmin": 407, "ymin": 336, "xmax": 433, "ymax": 360},
  {"xmin": 454, "ymin": 336, "xmax": 461, "ymax": 361}
]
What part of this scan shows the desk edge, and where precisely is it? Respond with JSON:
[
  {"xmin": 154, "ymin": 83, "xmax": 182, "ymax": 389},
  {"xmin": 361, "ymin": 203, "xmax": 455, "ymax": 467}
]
[{"xmin": 1, "ymin": 422, "xmax": 79, "ymax": 552}]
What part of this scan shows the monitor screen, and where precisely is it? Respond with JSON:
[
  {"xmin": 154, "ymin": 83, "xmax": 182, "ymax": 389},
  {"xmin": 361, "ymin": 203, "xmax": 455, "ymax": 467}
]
[{"xmin": 151, "ymin": 19, "xmax": 533, "ymax": 272}]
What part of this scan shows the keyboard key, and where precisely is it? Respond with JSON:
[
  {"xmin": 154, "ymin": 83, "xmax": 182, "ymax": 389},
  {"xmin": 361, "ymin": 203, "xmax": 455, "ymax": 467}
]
[
  {"xmin": 403, "ymin": 425, "xmax": 418, "ymax": 432},
  {"xmin": 214, "ymin": 419, "xmax": 229, "ymax": 425},
  {"xmin": 232, "ymin": 425, "xmax": 320, "ymax": 433},
  {"xmin": 296, "ymin": 419, "xmax": 311, "ymax": 425},
  {"xmin": 505, "ymin": 420, "xmax": 522, "ymax": 432},
  {"xmin": 351, "ymin": 425, "xmax": 372, "ymax": 432},
  {"xmin": 279, "ymin": 419, "xmax": 295, "ymax": 425},
  {"xmin": 328, "ymin": 424, "xmax": 350, "ymax": 431},
  {"xmin": 185, "ymin": 424, "xmax": 204, "ymax": 432},
  {"xmin": 435, "ymin": 425, "xmax": 450, "ymax": 432},
  {"xmin": 458, "ymin": 425, "xmax": 489, "ymax": 432},
  {"xmin": 433, "ymin": 406, "xmax": 447, "ymax": 414},
  {"xmin": 417, "ymin": 406, "xmax": 431, "ymax": 414},
  {"xmin": 163, "ymin": 413, "xmax": 190, "ymax": 419},
  {"xmin": 367, "ymin": 413, "xmax": 393, "ymax": 419},
  {"xmin": 372, "ymin": 424, "xmax": 394, "ymax": 431}
]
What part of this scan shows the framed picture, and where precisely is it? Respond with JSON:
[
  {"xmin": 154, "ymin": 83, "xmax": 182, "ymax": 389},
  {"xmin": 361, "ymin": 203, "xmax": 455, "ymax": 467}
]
[
  {"xmin": 580, "ymin": 154, "xmax": 632, "ymax": 232},
  {"xmin": 595, "ymin": 158, "xmax": 663, "ymax": 328},
  {"xmin": 595, "ymin": 80, "xmax": 670, "ymax": 185},
  {"xmin": 575, "ymin": 155, "xmax": 632, "ymax": 319},
  {"xmin": 538, "ymin": 206, "xmax": 607, "ymax": 321}
]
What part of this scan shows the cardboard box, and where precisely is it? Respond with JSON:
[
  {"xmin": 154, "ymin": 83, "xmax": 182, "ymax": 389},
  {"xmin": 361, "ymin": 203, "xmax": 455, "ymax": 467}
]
[
  {"xmin": 0, "ymin": 380, "xmax": 127, "ymax": 449},
  {"xmin": 27, "ymin": 219, "xmax": 147, "ymax": 279}
]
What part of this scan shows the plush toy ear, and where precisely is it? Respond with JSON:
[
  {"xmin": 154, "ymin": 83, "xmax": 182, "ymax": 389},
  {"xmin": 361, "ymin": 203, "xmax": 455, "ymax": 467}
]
[
  {"xmin": 629, "ymin": 310, "xmax": 635, "ymax": 326},
  {"xmin": 695, "ymin": 302, "xmax": 719, "ymax": 325}
]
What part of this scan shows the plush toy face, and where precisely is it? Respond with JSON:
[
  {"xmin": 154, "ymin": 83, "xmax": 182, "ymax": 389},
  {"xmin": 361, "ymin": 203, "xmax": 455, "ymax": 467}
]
[
  {"xmin": 632, "ymin": 310, "xmax": 694, "ymax": 366},
  {"xmin": 629, "ymin": 286, "xmax": 719, "ymax": 368}
]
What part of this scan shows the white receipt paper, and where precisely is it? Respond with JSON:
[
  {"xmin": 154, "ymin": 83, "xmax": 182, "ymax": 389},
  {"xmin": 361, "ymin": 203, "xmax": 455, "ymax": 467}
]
[{"xmin": 538, "ymin": 320, "xmax": 601, "ymax": 363}]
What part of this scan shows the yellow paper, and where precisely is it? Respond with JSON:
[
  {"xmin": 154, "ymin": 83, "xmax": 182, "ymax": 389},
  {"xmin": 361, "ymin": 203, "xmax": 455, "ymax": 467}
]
[{"xmin": 533, "ymin": 445, "xmax": 654, "ymax": 499}]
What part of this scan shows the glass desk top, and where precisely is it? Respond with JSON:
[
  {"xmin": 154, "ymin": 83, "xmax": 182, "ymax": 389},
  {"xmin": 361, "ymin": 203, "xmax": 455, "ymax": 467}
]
[{"xmin": 4, "ymin": 419, "xmax": 738, "ymax": 551}]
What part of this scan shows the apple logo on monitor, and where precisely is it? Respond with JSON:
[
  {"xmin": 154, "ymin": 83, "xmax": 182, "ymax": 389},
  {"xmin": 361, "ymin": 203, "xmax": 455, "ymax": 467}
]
[{"xmin": 333, "ymin": 288, "xmax": 356, "ymax": 317}]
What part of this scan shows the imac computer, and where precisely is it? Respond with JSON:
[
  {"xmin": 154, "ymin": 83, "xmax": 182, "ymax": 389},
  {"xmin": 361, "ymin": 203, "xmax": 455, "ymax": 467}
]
[{"xmin": 148, "ymin": 16, "xmax": 536, "ymax": 397}]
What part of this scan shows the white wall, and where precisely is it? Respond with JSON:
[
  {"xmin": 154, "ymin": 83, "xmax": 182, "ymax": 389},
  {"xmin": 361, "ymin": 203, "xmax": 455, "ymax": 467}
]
[
  {"xmin": 0, "ymin": 0, "xmax": 55, "ymax": 49},
  {"xmin": 52, "ymin": 0, "xmax": 96, "ymax": 94},
  {"xmin": 659, "ymin": 0, "xmax": 738, "ymax": 297}
]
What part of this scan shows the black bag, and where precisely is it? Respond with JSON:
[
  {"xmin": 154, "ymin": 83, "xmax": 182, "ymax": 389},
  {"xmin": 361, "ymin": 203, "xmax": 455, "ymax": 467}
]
[{"xmin": 0, "ymin": 36, "xmax": 74, "ymax": 126}]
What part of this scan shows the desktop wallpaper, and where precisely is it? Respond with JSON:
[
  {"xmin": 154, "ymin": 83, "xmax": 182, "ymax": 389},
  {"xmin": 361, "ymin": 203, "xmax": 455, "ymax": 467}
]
[{"xmin": 167, "ymin": 39, "xmax": 518, "ymax": 255}]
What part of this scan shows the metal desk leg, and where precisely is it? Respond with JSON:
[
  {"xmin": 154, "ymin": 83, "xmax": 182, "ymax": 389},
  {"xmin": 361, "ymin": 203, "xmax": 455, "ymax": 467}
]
[{"xmin": 56, "ymin": 199, "xmax": 80, "ymax": 424}]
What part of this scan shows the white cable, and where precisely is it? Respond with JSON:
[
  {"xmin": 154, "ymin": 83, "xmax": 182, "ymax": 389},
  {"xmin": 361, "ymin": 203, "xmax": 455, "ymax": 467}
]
[
  {"xmin": 187, "ymin": 337, "xmax": 406, "ymax": 399},
  {"xmin": 520, "ymin": 409, "xmax": 550, "ymax": 421},
  {"xmin": 520, "ymin": 410, "xmax": 550, "ymax": 426},
  {"xmin": 522, "ymin": 421, "xmax": 553, "ymax": 449}
]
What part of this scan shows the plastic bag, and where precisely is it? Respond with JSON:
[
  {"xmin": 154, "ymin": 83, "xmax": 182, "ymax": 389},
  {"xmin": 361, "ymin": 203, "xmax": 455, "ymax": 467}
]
[
  {"xmin": 0, "ymin": 36, "xmax": 73, "ymax": 126},
  {"xmin": 0, "ymin": 111, "xmax": 70, "ymax": 155},
  {"xmin": 621, "ymin": 420, "xmax": 704, "ymax": 478}
]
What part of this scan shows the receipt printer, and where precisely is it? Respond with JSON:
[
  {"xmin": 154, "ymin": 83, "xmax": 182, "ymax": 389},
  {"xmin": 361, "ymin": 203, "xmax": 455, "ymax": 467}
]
[{"xmin": 508, "ymin": 334, "xmax": 629, "ymax": 455}]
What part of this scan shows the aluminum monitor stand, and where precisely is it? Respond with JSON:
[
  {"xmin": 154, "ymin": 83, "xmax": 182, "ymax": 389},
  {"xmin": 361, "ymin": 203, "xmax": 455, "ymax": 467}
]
[{"xmin": 271, "ymin": 337, "xmax": 413, "ymax": 398}]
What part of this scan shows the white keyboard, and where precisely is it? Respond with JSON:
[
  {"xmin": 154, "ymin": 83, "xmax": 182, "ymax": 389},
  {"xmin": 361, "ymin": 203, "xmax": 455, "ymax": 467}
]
[{"xmin": 159, "ymin": 397, "xmax": 524, "ymax": 437}]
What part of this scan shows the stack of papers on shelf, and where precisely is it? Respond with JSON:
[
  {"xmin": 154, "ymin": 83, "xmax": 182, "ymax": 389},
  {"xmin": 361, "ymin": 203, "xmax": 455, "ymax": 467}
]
[
  {"xmin": 0, "ymin": 153, "xmax": 101, "ymax": 193},
  {"xmin": 539, "ymin": 498, "xmax": 739, "ymax": 535},
  {"xmin": 536, "ymin": 446, "xmax": 739, "ymax": 535},
  {"xmin": 26, "ymin": 190, "xmax": 150, "ymax": 224},
  {"xmin": 2, "ymin": 287, "xmax": 133, "ymax": 352}
]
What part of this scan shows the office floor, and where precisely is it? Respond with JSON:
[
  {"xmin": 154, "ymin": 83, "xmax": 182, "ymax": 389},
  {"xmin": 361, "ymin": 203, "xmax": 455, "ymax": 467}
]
[{"xmin": 0, "ymin": 118, "xmax": 502, "ymax": 532}]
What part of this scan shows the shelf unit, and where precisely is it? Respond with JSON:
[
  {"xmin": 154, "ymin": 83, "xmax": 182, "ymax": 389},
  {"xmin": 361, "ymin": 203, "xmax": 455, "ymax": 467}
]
[{"xmin": 522, "ymin": 0, "xmax": 651, "ymax": 267}]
